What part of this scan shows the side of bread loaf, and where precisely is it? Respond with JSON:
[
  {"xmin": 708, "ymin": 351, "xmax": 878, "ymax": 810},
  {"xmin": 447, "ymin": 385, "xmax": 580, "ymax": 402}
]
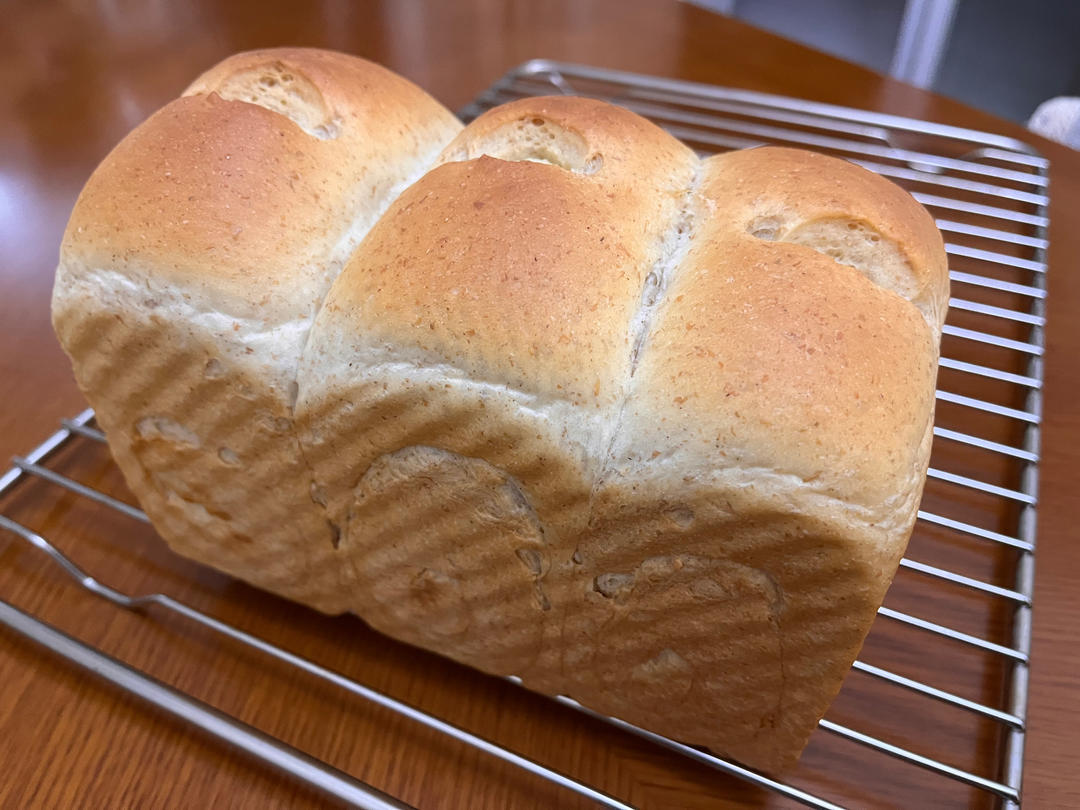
[
  {"xmin": 53, "ymin": 51, "xmax": 947, "ymax": 773},
  {"xmin": 52, "ymin": 49, "xmax": 462, "ymax": 610}
]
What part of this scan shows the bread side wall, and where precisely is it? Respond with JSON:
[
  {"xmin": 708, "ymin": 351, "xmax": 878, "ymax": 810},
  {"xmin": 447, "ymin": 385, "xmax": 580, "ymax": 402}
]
[{"xmin": 52, "ymin": 269, "xmax": 348, "ymax": 611}]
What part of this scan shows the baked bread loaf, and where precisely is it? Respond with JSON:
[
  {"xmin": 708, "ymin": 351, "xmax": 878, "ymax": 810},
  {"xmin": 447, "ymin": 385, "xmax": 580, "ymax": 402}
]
[{"xmin": 53, "ymin": 48, "xmax": 948, "ymax": 773}]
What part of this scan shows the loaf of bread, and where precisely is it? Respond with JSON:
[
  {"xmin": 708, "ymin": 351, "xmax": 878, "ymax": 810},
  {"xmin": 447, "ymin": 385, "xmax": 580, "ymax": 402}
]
[{"xmin": 52, "ymin": 48, "xmax": 948, "ymax": 772}]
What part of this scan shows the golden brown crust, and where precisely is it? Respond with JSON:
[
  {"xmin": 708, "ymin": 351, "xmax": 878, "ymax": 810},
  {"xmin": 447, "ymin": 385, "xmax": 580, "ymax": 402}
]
[
  {"xmin": 63, "ymin": 48, "xmax": 462, "ymax": 327},
  {"xmin": 623, "ymin": 181, "xmax": 939, "ymax": 509},
  {"xmin": 436, "ymin": 94, "xmax": 695, "ymax": 178},
  {"xmin": 701, "ymin": 146, "xmax": 949, "ymax": 327},
  {"xmin": 294, "ymin": 96, "xmax": 700, "ymax": 686},
  {"xmin": 314, "ymin": 153, "xmax": 679, "ymax": 405},
  {"xmin": 555, "ymin": 150, "xmax": 945, "ymax": 770},
  {"xmin": 54, "ymin": 66, "xmax": 948, "ymax": 774}
]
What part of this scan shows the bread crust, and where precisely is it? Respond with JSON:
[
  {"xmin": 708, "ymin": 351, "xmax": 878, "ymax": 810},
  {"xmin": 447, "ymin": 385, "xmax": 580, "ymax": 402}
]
[{"xmin": 54, "ymin": 55, "xmax": 947, "ymax": 772}]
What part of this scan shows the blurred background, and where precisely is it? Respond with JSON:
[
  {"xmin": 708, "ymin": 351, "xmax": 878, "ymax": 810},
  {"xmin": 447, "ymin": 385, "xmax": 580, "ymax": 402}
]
[{"xmin": 692, "ymin": 0, "xmax": 1080, "ymax": 125}]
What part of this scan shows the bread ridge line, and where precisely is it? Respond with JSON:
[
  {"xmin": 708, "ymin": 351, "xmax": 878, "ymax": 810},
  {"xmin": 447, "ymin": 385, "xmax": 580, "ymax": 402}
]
[
  {"xmin": 278, "ymin": 135, "xmax": 467, "ymax": 521},
  {"xmin": 289, "ymin": 140, "xmax": 459, "ymax": 377},
  {"xmin": 590, "ymin": 160, "xmax": 705, "ymax": 506}
]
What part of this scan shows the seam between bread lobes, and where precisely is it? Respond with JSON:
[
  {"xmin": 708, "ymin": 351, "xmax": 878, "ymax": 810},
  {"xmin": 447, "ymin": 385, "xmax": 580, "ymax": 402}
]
[{"xmin": 587, "ymin": 160, "xmax": 703, "ymax": 520}]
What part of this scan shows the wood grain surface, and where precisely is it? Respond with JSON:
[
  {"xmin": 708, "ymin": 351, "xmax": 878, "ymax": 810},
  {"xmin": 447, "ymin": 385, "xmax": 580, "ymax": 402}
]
[{"xmin": 1, "ymin": 1, "xmax": 1078, "ymax": 808}]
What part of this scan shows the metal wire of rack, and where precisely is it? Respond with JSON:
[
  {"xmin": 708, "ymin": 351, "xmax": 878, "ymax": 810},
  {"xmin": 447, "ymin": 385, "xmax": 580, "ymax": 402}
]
[{"xmin": 0, "ymin": 62, "xmax": 1046, "ymax": 808}]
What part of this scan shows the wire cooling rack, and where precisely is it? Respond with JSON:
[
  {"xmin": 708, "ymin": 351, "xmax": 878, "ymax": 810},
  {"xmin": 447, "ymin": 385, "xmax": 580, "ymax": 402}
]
[{"xmin": 0, "ymin": 62, "xmax": 1046, "ymax": 808}]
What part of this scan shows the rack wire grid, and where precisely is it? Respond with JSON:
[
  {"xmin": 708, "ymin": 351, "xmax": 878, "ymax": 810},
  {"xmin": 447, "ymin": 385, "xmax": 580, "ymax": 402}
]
[{"xmin": 0, "ymin": 61, "xmax": 1046, "ymax": 809}]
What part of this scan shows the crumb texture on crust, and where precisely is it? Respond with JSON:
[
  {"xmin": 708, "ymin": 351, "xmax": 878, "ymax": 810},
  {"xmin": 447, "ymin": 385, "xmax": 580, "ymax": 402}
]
[{"xmin": 53, "ymin": 54, "xmax": 948, "ymax": 775}]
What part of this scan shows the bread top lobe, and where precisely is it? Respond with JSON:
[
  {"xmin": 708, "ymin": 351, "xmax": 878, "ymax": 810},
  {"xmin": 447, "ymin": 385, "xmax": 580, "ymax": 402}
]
[
  {"xmin": 308, "ymin": 96, "xmax": 700, "ymax": 411},
  {"xmin": 708, "ymin": 147, "xmax": 949, "ymax": 329},
  {"xmin": 616, "ymin": 147, "xmax": 947, "ymax": 516},
  {"xmin": 61, "ymin": 48, "xmax": 462, "ymax": 328}
]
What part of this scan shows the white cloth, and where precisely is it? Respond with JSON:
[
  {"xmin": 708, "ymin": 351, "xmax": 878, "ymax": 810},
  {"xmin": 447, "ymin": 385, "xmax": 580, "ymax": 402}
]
[{"xmin": 1028, "ymin": 97, "xmax": 1080, "ymax": 149}]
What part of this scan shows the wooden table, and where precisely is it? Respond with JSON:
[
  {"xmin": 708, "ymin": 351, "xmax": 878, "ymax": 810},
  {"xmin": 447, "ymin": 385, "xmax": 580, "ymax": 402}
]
[{"xmin": 2, "ymin": 1, "xmax": 1077, "ymax": 807}]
